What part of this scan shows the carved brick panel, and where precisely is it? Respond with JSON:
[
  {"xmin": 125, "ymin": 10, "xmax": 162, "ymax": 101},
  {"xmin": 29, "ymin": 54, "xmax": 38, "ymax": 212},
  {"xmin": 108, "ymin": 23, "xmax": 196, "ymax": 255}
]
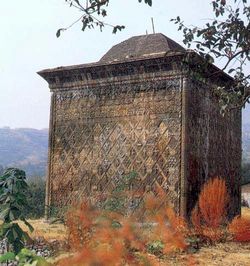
[{"xmin": 49, "ymin": 79, "xmax": 182, "ymax": 211}]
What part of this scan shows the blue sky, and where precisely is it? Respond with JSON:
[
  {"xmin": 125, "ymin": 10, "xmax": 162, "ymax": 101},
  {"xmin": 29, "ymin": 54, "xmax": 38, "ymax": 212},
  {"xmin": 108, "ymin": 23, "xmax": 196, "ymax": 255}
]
[{"xmin": 0, "ymin": 0, "xmax": 249, "ymax": 129}]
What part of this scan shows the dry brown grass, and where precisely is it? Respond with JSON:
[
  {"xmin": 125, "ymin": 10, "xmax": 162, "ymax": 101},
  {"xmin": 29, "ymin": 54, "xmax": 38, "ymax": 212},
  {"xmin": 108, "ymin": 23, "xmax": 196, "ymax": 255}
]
[
  {"xmin": 1, "ymin": 207, "xmax": 249, "ymax": 265},
  {"xmin": 107, "ymin": 241, "xmax": 250, "ymax": 266},
  {"xmin": 18, "ymin": 219, "xmax": 67, "ymax": 241},
  {"xmin": 242, "ymin": 207, "xmax": 250, "ymax": 219}
]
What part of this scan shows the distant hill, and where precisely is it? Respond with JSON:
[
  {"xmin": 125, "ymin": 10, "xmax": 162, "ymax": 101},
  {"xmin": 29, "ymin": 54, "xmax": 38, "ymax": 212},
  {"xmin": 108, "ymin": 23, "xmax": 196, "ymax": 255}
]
[
  {"xmin": 0, "ymin": 124, "xmax": 249, "ymax": 180},
  {"xmin": 0, "ymin": 127, "xmax": 48, "ymax": 178}
]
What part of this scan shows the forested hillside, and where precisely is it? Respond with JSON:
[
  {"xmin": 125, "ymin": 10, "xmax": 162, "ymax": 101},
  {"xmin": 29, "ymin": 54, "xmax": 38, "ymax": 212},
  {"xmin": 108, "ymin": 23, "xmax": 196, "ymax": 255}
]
[{"xmin": 0, "ymin": 127, "xmax": 48, "ymax": 178}]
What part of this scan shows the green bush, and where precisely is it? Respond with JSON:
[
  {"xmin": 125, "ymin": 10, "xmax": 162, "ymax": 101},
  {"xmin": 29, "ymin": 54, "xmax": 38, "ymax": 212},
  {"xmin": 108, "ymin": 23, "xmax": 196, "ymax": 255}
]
[
  {"xmin": 23, "ymin": 178, "xmax": 46, "ymax": 219},
  {"xmin": 147, "ymin": 240, "xmax": 164, "ymax": 255},
  {"xmin": 0, "ymin": 168, "xmax": 34, "ymax": 254}
]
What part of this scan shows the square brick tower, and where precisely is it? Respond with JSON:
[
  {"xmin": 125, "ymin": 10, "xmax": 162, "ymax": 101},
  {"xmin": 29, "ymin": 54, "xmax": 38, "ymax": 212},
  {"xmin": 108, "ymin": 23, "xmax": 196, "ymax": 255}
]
[{"xmin": 38, "ymin": 33, "xmax": 241, "ymax": 218}]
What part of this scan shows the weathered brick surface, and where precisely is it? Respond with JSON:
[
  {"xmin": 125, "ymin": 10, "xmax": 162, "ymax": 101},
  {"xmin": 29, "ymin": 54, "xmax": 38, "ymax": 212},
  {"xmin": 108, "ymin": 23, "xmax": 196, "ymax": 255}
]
[
  {"xmin": 49, "ymin": 74, "xmax": 183, "ymax": 211},
  {"xmin": 185, "ymin": 79, "xmax": 241, "ymax": 217}
]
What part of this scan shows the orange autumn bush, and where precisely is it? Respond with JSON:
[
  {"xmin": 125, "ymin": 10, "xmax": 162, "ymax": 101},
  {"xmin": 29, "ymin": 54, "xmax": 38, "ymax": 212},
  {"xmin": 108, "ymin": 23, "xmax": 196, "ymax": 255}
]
[
  {"xmin": 198, "ymin": 177, "xmax": 229, "ymax": 228},
  {"xmin": 228, "ymin": 216, "xmax": 250, "ymax": 242},
  {"xmin": 153, "ymin": 206, "xmax": 188, "ymax": 254},
  {"xmin": 55, "ymin": 175, "xmax": 250, "ymax": 265},
  {"xmin": 65, "ymin": 201, "xmax": 99, "ymax": 251},
  {"xmin": 59, "ymin": 215, "xmax": 149, "ymax": 266},
  {"xmin": 57, "ymin": 189, "xmax": 189, "ymax": 266},
  {"xmin": 191, "ymin": 177, "xmax": 229, "ymax": 242}
]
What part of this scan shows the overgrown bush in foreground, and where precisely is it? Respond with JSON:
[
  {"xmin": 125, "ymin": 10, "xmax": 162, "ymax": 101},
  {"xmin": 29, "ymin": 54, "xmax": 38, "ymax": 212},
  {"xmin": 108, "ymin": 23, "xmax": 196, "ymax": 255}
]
[
  {"xmin": 57, "ymin": 176, "xmax": 250, "ymax": 265},
  {"xmin": 0, "ymin": 168, "xmax": 51, "ymax": 266},
  {"xmin": 228, "ymin": 216, "xmax": 250, "ymax": 242},
  {"xmin": 0, "ymin": 168, "xmax": 34, "ymax": 253},
  {"xmin": 2, "ymin": 173, "xmax": 250, "ymax": 266},
  {"xmin": 57, "ymin": 174, "xmax": 189, "ymax": 265},
  {"xmin": 57, "ymin": 199, "xmax": 188, "ymax": 266},
  {"xmin": 191, "ymin": 177, "xmax": 229, "ymax": 242}
]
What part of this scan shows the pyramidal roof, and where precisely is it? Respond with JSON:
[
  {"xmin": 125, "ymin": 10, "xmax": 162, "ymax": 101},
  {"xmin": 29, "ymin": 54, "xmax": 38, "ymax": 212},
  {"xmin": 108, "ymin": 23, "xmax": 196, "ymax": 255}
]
[
  {"xmin": 99, "ymin": 33, "xmax": 185, "ymax": 63},
  {"xmin": 38, "ymin": 33, "xmax": 187, "ymax": 76}
]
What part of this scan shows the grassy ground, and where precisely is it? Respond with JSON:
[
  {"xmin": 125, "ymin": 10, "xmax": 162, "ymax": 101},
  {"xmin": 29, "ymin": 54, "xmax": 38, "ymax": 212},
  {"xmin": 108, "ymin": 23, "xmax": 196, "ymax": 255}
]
[
  {"xmin": 18, "ymin": 219, "xmax": 67, "ymax": 241},
  {"xmin": 161, "ymin": 207, "xmax": 250, "ymax": 265},
  {"xmin": 15, "ymin": 207, "xmax": 250, "ymax": 265}
]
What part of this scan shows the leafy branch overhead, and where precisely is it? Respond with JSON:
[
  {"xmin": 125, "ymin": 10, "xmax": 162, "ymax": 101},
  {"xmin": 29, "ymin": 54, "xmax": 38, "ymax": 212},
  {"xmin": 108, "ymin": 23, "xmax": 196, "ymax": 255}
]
[
  {"xmin": 57, "ymin": 0, "xmax": 152, "ymax": 37},
  {"xmin": 172, "ymin": 0, "xmax": 250, "ymax": 110}
]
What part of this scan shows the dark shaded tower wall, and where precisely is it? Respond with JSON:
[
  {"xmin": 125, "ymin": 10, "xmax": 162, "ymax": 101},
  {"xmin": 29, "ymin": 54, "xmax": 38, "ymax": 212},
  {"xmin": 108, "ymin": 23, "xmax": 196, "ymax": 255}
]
[
  {"xmin": 185, "ymin": 77, "xmax": 241, "ymax": 218},
  {"xmin": 39, "ymin": 54, "xmax": 187, "ymax": 215}
]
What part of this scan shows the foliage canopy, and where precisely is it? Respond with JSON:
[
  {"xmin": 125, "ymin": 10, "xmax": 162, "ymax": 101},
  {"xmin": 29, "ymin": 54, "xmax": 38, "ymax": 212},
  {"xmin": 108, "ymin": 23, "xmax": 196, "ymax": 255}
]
[
  {"xmin": 57, "ymin": 0, "xmax": 152, "ymax": 37},
  {"xmin": 172, "ymin": 0, "xmax": 250, "ymax": 109}
]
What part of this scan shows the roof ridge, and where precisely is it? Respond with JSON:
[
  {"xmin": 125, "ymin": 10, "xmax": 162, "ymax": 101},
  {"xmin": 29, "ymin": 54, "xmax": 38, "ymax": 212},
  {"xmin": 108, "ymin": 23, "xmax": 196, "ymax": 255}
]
[{"xmin": 99, "ymin": 33, "xmax": 185, "ymax": 63}]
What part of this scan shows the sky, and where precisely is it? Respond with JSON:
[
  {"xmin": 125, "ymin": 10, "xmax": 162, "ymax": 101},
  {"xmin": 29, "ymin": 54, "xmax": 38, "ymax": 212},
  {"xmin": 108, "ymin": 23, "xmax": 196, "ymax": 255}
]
[{"xmin": 0, "ymin": 0, "xmax": 249, "ymax": 129}]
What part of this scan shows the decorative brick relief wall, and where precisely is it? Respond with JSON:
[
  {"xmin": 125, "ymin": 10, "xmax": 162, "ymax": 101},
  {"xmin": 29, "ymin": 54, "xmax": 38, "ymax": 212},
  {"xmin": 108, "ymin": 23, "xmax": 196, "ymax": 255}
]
[{"xmin": 48, "ymin": 78, "xmax": 183, "ymax": 211}]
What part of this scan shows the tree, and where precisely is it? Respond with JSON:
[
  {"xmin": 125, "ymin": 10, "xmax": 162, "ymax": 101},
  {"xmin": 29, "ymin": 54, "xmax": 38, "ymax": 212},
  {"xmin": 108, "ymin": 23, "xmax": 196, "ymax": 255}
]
[
  {"xmin": 0, "ymin": 168, "xmax": 33, "ymax": 254},
  {"xmin": 172, "ymin": 0, "xmax": 250, "ymax": 110},
  {"xmin": 23, "ymin": 178, "xmax": 46, "ymax": 219},
  {"xmin": 56, "ymin": 0, "xmax": 152, "ymax": 37}
]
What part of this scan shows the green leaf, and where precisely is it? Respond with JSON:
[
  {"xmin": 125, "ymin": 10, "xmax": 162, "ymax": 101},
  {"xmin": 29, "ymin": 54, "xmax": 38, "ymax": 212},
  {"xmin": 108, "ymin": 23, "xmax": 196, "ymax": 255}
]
[
  {"xmin": 0, "ymin": 168, "xmax": 32, "ymax": 254},
  {"xmin": 17, "ymin": 248, "xmax": 52, "ymax": 266},
  {"xmin": 0, "ymin": 252, "xmax": 16, "ymax": 262},
  {"xmin": 20, "ymin": 216, "xmax": 34, "ymax": 233},
  {"xmin": 82, "ymin": 21, "xmax": 88, "ymax": 32},
  {"xmin": 112, "ymin": 25, "xmax": 125, "ymax": 34},
  {"xmin": 138, "ymin": 0, "xmax": 152, "ymax": 6},
  {"xmin": 13, "ymin": 240, "xmax": 24, "ymax": 255},
  {"xmin": 56, "ymin": 28, "xmax": 65, "ymax": 38},
  {"xmin": 145, "ymin": 0, "xmax": 152, "ymax": 6},
  {"xmin": 0, "ymin": 207, "xmax": 10, "ymax": 220}
]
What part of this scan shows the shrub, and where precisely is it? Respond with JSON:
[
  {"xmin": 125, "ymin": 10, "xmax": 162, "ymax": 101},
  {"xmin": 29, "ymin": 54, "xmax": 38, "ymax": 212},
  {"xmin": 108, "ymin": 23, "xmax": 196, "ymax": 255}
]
[
  {"xmin": 0, "ymin": 168, "xmax": 34, "ymax": 254},
  {"xmin": 147, "ymin": 240, "xmax": 164, "ymax": 255},
  {"xmin": 59, "ymin": 208, "xmax": 148, "ymax": 265},
  {"xmin": 228, "ymin": 216, "xmax": 250, "ymax": 242},
  {"xmin": 198, "ymin": 177, "xmax": 228, "ymax": 228},
  {"xmin": 23, "ymin": 178, "xmax": 46, "ymax": 219},
  {"xmin": 191, "ymin": 177, "xmax": 229, "ymax": 242},
  {"xmin": 57, "ymin": 182, "xmax": 189, "ymax": 265}
]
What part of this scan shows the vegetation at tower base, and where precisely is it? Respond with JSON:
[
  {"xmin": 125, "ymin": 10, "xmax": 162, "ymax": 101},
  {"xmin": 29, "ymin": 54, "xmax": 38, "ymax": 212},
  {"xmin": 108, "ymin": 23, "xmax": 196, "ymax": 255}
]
[
  {"xmin": 0, "ymin": 168, "xmax": 34, "ymax": 254},
  {"xmin": 24, "ymin": 178, "xmax": 46, "ymax": 219},
  {"xmin": 0, "ymin": 175, "xmax": 249, "ymax": 265},
  {"xmin": 0, "ymin": 168, "xmax": 51, "ymax": 266},
  {"xmin": 172, "ymin": 0, "xmax": 250, "ymax": 110},
  {"xmin": 56, "ymin": 0, "xmax": 152, "ymax": 37},
  {"xmin": 54, "ymin": 176, "xmax": 250, "ymax": 266}
]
